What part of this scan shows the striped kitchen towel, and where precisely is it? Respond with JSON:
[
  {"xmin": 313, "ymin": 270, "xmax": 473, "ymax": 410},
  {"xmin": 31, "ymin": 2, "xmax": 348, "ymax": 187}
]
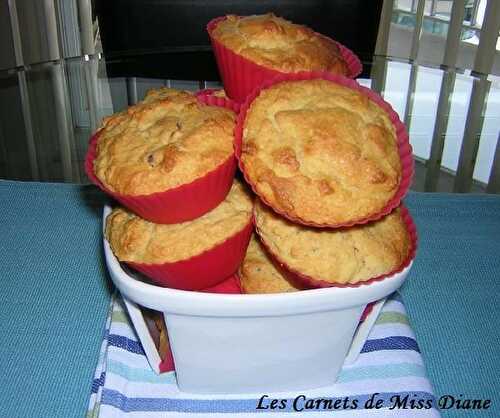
[{"xmin": 87, "ymin": 292, "xmax": 440, "ymax": 417}]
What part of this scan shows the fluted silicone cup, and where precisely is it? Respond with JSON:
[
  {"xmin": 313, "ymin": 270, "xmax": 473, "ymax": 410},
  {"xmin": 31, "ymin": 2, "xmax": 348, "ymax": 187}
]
[
  {"xmin": 235, "ymin": 71, "xmax": 414, "ymax": 228},
  {"xmin": 202, "ymin": 274, "xmax": 242, "ymax": 294},
  {"xmin": 195, "ymin": 89, "xmax": 241, "ymax": 113},
  {"xmin": 207, "ymin": 16, "xmax": 363, "ymax": 103},
  {"xmin": 255, "ymin": 204, "xmax": 418, "ymax": 289},
  {"xmin": 84, "ymin": 94, "xmax": 238, "ymax": 224},
  {"xmin": 126, "ymin": 218, "xmax": 253, "ymax": 291}
]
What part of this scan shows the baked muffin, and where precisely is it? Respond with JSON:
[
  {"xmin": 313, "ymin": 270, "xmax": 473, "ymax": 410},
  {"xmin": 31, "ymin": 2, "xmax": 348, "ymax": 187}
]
[
  {"xmin": 240, "ymin": 235, "xmax": 299, "ymax": 294},
  {"xmin": 94, "ymin": 87, "xmax": 235, "ymax": 196},
  {"xmin": 254, "ymin": 200, "xmax": 411, "ymax": 286},
  {"xmin": 211, "ymin": 14, "xmax": 348, "ymax": 75},
  {"xmin": 105, "ymin": 180, "xmax": 253, "ymax": 265},
  {"xmin": 240, "ymin": 78, "xmax": 402, "ymax": 225}
]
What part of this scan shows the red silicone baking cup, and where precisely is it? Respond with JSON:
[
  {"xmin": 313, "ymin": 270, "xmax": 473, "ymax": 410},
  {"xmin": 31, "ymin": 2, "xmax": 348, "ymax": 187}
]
[
  {"xmin": 235, "ymin": 71, "xmax": 414, "ymax": 228},
  {"xmin": 359, "ymin": 303, "xmax": 375, "ymax": 323},
  {"xmin": 195, "ymin": 89, "xmax": 241, "ymax": 113},
  {"xmin": 255, "ymin": 204, "xmax": 418, "ymax": 289},
  {"xmin": 207, "ymin": 16, "xmax": 363, "ymax": 103},
  {"xmin": 201, "ymin": 273, "xmax": 242, "ymax": 294},
  {"xmin": 126, "ymin": 219, "xmax": 253, "ymax": 291},
  {"xmin": 84, "ymin": 95, "xmax": 238, "ymax": 224},
  {"xmin": 159, "ymin": 352, "xmax": 175, "ymax": 373}
]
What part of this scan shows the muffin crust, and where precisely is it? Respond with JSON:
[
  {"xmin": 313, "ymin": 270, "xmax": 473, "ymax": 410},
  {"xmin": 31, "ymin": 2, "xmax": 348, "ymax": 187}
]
[
  {"xmin": 240, "ymin": 235, "xmax": 298, "ymax": 294},
  {"xmin": 105, "ymin": 181, "xmax": 253, "ymax": 264},
  {"xmin": 211, "ymin": 14, "xmax": 348, "ymax": 74},
  {"xmin": 241, "ymin": 79, "xmax": 401, "ymax": 224},
  {"xmin": 94, "ymin": 88, "xmax": 235, "ymax": 195},
  {"xmin": 254, "ymin": 200, "xmax": 410, "ymax": 285}
]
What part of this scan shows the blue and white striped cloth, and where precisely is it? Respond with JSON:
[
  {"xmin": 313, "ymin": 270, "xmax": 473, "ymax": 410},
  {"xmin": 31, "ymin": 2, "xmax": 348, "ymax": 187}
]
[{"xmin": 87, "ymin": 293, "xmax": 440, "ymax": 417}]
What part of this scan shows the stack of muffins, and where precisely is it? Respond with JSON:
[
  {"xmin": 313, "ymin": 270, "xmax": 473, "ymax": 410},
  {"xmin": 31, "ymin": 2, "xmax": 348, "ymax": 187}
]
[
  {"xmin": 86, "ymin": 13, "xmax": 416, "ymax": 298},
  {"xmin": 87, "ymin": 88, "xmax": 253, "ymax": 291},
  {"xmin": 236, "ymin": 74, "xmax": 416, "ymax": 293}
]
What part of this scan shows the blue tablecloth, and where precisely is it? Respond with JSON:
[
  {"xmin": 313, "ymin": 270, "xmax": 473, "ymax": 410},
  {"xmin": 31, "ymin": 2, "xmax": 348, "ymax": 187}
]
[{"xmin": 0, "ymin": 180, "xmax": 499, "ymax": 417}]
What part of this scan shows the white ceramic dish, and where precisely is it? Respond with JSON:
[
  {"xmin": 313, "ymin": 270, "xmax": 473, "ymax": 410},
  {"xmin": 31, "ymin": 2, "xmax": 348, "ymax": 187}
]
[{"xmin": 103, "ymin": 206, "xmax": 413, "ymax": 394}]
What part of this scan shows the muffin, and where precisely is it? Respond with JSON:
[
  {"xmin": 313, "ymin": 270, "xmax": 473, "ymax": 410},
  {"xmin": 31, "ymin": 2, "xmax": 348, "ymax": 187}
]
[
  {"xmin": 240, "ymin": 78, "xmax": 402, "ymax": 226},
  {"xmin": 105, "ymin": 180, "xmax": 253, "ymax": 290},
  {"xmin": 94, "ymin": 88, "xmax": 235, "ymax": 196},
  {"xmin": 207, "ymin": 14, "xmax": 362, "ymax": 103},
  {"xmin": 254, "ymin": 200, "xmax": 412, "ymax": 286},
  {"xmin": 210, "ymin": 14, "xmax": 349, "ymax": 75},
  {"xmin": 240, "ymin": 235, "xmax": 299, "ymax": 294}
]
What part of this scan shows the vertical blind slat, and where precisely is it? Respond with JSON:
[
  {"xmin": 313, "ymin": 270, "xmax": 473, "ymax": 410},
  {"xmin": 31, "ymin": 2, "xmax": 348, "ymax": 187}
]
[
  {"xmin": 371, "ymin": 0, "xmax": 393, "ymax": 97},
  {"xmin": 403, "ymin": 0, "xmax": 425, "ymax": 132},
  {"xmin": 51, "ymin": 63, "xmax": 74, "ymax": 182},
  {"xmin": 410, "ymin": 0, "xmax": 426, "ymax": 61},
  {"xmin": 486, "ymin": 133, "xmax": 500, "ymax": 194},
  {"xmin": 454, "ymin": 0, "xmax": 499, "ymax": 192},
  {"xmin": 424, "ymin": 70, "xmax": 456, "ymax": 192},
  {"xmin": 17, "ymin": 71, "xmax": 40, "ymax": 181},
  {"xmin": 403, "ymin": 64, "xmax": 418, "ymax": 128},
  {"xmin": 453, "ymin": 76, "xmax": 490, "ymax": 192},
  {"xmin": 83, "ymin": 58, "xmax": 99, "ymax": 133},
  {"xmin": 442, "ymin": 0, "xmax": 466, "ymax": 69},
  {"xmin": 43, "ymin": 0, "xmax": 61, "ymax": 61},
  {"xmin": 126, "ymin": 77, "xmax": 138, "ymax": 105},
  {"xmin": 7, "ymin": 0, "xmax": 24, "ymax": 66},
  {"xmin": 473, "ymin": 0, "xmax": 500, "ymax": 75},
  {"xmin": 8, "ymin": 0, "xmax": 40, "ymax": 180},
  {"xmin": 425, "ymin": 0, "xmax": 466, "ymax": 191},
  {"xmin": 375, "ymin": 0, "xmax": 394, "ymax": 56},
  {"xmin": 77, "ymin": 0, "xmax": 94, "ymax": 55},
  {"xmin": 370, "ymin": 56, "xmax": 388, "ymax": 96}
]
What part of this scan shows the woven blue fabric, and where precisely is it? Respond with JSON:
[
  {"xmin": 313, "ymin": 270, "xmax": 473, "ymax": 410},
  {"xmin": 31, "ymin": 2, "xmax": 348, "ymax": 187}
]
[
  {"xmin": 0, "ymin": 181, "xmax": 111, "ymax": 418},
  {"xmin": 0, "ymin": 180, "xmax": 499, "ymax": 417},
  {"xmin": 401, "ymin": 193, "xmax": 500, "ymax": 417}
]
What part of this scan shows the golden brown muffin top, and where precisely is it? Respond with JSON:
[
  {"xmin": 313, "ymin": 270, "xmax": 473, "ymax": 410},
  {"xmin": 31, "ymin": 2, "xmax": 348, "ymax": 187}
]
[
  {"xmin": 94, "ymin": 88, "xmax": 235, "ymax": 195},
  {"xmin": 254, "ymin": 200, "xmax": 410, "ymax": 285},
  {"xmin": 105, "ymin": 180, "xmax": 253, "ymax": 264},
  {"xmin": 239, "ymin": 235, "xmax": 299, "ymax": 294},
  {"xmin": 211, "ymin": 14, "xmax": 348, "ymax": 74},
  {"xmin": 241, "ymin": 79, "xmax": 401, "ymax": 225}
]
